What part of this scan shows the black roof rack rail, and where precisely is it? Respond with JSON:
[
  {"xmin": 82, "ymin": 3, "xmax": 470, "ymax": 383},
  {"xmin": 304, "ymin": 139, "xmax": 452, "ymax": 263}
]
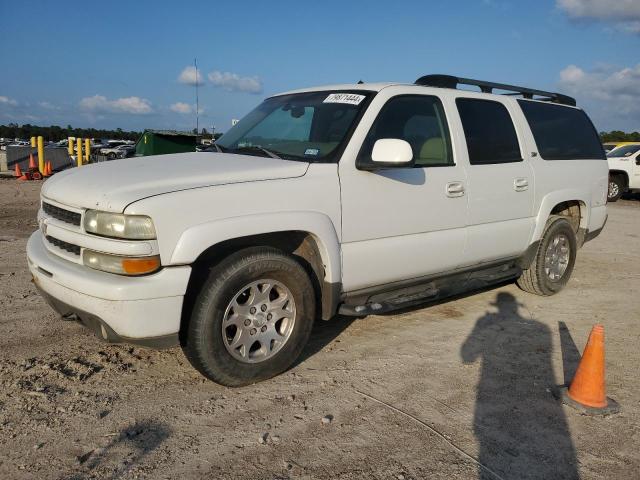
[{"xmin": 414, "ymin": 74, "xmax": 576, "ymax": 106}]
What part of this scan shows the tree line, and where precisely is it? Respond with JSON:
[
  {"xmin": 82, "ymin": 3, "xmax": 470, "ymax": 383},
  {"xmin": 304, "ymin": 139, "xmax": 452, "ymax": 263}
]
[
  {"xmin": 1, "ymin": 122, "xmax": 638, "ymax": 144},
  {"xmin": 599, "ymin": 131, "xmax": 640, "ymax": 143},
  {"xmin": 0, "ymin": 123, "xmax": 141, "ymax": 142}
]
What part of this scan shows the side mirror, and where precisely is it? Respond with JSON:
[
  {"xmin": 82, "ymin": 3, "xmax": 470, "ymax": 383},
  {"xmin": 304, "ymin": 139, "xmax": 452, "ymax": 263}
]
[{"xmin": 358, "ymin": 138, "xmax": 415, "ymax": 171}]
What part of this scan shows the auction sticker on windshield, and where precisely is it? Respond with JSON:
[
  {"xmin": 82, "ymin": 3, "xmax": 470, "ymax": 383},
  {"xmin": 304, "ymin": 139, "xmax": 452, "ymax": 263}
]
[{"xmin": 323, "ymin": 93, "xmax": 365, "ymax": 105}]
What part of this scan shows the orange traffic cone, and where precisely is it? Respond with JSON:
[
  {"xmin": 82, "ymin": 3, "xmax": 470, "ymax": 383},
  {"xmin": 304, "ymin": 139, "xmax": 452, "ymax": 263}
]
[
  {"xmin": 559, "ymin": 324, "xmax": 619, "ymax": 414},
  {"xmin": 14, "ymin": 163, "xmax": 23, "ymax": 177},
  {"xmin": 44, "ymin": 161, "xmax": 52, "ymax": 177},
  {"xmin": 28, "ymin": 153, "xmax": 37, "ymax": 171}
]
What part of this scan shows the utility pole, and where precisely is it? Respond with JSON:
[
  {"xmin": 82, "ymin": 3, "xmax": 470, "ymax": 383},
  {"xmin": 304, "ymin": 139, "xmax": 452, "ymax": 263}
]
[{"xmin": 194, "ymin": 58, "xmax": 199, "ymax": 135}]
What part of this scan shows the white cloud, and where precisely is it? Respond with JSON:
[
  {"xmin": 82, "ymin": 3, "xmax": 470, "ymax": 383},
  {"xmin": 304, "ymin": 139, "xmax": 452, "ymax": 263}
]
[
  {"xmin": 178, "ymin": 66, "xmax": 204, "ymax": 86},
  {"xmin": 38, "ymin": 101, "xmax": 58, "ymax": 110},
  {"xmin": 559, "ymin": 64, "xmax": 585, "ymax": 83},
  {"xmin": 557, "ymin": 0, "xmax": 640, "ymax": 33},
  {"xmin": 170, "ymin": 102, "xmax": 193, "ymax": 114},
  {"xmin": 0, "ymin": 96, "xmax": 18, "ymax": 106},
  {"xmin": 169, "ymin": 102, "xmax": 205, "ymax": 115},
  {"xmin": 557, "ymin": 0, "xmax": 640, "ymax": 19},
  {"xmin": 79, "ymin": 95, "xmax": 153, "ymax": 114},
  {"xmin": 559, "ymin": 64, "xmax": 640, "ymax": 130},
  {"xmin": 619, "ymin": 20, "xmax": 640, "ymax": 33},
  {"xmin": 208, "ymin": 71, "xmax": 263, "ymax": 94}
]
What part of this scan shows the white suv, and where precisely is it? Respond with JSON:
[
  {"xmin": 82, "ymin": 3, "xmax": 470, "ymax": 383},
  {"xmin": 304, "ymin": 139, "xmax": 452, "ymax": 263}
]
[
  {"xmin": 607, "ymin": 143, "xmax": 640, "ymax": 202},
  {"xmin": 27, "ymin": 75, "xmax": 608, "ymax": 386}
]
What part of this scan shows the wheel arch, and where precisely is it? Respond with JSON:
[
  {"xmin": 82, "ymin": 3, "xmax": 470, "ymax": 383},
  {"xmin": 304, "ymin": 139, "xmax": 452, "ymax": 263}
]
[
  {"xmin": 173, "ymin": 212, "xmax": 342, "ymax": 323},
  {"xmin": 531, "ymin": 193, "xmax": 588, "ymax": 245},
  {"xmin": 609, "ymin": 169, "xmax": 629, "ymax": 188}
]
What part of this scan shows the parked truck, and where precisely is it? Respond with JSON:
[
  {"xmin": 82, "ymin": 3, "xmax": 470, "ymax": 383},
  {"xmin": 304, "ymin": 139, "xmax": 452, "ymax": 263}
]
[{"xmin": 607, "ymin": 143, "xmax": 640, "ymax": 202}]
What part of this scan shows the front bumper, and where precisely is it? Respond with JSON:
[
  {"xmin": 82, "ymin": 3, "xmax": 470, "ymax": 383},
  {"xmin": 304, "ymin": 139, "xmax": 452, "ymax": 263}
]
[{"xmin": 27, "ymin": 231, "xmax": 191, "ymax": 348}]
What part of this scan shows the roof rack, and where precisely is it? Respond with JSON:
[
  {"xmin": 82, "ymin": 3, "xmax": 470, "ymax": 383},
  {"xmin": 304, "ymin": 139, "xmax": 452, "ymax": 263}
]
[{"xmin": 414, "ymin": 74, "xmax": 576, "ymax": 106}]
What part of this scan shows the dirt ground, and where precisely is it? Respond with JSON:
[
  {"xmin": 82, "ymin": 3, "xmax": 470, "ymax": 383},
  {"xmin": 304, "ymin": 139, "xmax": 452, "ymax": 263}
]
[{"xmin": 1, "ymin": 178, "xmax": 639, "ymax": 480}]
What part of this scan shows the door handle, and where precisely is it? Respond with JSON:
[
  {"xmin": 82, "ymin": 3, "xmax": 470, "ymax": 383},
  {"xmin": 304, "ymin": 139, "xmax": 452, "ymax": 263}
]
[
  {"xmin": 514, "ymin": 178, "xmax": 529, "ymax": 191},
  {"xmin": 446, "ymin": 181, "xmax": 465, "ymax": 197}
]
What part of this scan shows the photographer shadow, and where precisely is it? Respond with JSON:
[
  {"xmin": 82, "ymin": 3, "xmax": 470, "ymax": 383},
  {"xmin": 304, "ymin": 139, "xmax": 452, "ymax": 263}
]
[{"xmin": 461, "ymin": 292, "xmax": 578, "ymax": 479}]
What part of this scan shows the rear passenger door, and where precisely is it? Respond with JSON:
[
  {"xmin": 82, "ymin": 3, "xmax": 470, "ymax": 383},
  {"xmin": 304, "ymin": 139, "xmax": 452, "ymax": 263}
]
[{"xmin": 455, "ymin": 97, "xmax": 534, "ymax": 265}]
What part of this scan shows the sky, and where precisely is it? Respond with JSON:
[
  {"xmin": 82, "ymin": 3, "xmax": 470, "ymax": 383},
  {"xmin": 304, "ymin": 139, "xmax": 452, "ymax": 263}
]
[{"xmin": 0, "ymin": 0, "xmax": 638, "ymax": 133}]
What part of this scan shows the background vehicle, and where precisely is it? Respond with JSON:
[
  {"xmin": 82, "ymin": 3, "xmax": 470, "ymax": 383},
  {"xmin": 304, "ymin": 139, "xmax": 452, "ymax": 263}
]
[
  {"xmin": 603, "ymin": 141, "xmax": 637, "ymax": 153},
  {"xmin": 99, "ymin": 144, "xmax": 135, "ymax": 159},
  {"xmin": 28, "ymin": 75, "xmax": 608, "ymax": 386},
  {"xmin": 607, "ymin": 143, "xmax": 640, "ymax": 201}
]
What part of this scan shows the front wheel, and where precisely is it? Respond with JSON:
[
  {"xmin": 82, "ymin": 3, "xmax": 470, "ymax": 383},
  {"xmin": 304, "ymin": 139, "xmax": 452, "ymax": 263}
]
[
  {"xmin": 182, "ymin": 247, "xmax": 316, "ymax": 386},
  {"xmin": 517, "ymin": 216, "xmax": 577, "ymax": 296}
]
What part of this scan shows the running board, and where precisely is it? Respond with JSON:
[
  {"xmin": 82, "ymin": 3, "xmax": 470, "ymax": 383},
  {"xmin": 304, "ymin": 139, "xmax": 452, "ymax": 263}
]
[
  {"xmin": 339, "ymin": 287, "xmax": 439, "ymax": 316},
  {"xmin": 338, "ymin": 262, "xmax": 522, "ymax": 317}
]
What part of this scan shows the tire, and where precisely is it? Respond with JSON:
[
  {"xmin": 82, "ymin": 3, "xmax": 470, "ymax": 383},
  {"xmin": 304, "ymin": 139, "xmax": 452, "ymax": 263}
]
[
  {"xmin": 607, "ymin": 175, "xmax": 624, "ymax": 202},
  {"xmin": 182, "ymin": 247, "xmax": 316, "ymax": 386},
  {"xmin": 517, "ymin": 216, "xmax": 577, "ymax": 296},
  {"xmin": 108, "ymin": 152, "xmax": 116, "ymax": 160}
]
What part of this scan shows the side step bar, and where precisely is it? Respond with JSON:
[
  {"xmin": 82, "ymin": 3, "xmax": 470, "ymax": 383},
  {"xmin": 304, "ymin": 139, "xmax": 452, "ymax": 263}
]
[
  {"xmin": 338, "ymin": 263, "xmax": 521, "ymax": 317},
  {"xmin": 338, "ymin": 287, "xmax": 439, "ymax": 316}
]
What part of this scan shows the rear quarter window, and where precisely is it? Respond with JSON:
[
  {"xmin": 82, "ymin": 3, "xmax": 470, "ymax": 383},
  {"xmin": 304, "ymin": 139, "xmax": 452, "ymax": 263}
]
[{"xmin": 518, "ymin": 100, "xmax": 605, "ymax": 160}]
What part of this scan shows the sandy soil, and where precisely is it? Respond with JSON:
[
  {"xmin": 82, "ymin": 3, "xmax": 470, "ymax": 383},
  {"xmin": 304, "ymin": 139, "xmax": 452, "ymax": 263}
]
[{"xmin": 1, "ymin": 178, "xmax": 639, "ymax": 479}]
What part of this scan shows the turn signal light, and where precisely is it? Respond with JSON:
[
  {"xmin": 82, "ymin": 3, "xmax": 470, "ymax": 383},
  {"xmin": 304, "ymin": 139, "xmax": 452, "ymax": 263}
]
[
  {"xmin": 122, "ymin": 257, "xmax": 161, "ymax": 275},
  {"xmin": 83, "ymin": 249, "xmax": 161, "ymax": 276}
]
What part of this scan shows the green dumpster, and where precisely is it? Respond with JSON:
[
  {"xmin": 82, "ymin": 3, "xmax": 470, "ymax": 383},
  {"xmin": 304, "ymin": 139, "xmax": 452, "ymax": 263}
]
[{"xmin": 135, "ymin": 130, "xmax": 197, "ymax": 156}]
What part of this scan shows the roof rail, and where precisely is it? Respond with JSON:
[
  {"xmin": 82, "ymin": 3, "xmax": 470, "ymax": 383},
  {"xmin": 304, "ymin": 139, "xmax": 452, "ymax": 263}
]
[{"xmin": 414, "ymin": 74, "xmax": 576, "ymax": 106}]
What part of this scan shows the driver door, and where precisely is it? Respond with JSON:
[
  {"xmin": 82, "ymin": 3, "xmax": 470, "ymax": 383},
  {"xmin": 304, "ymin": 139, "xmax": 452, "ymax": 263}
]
[{"xmin": 338, "ymin": 91, "xmax": 468, "ymax": 293}]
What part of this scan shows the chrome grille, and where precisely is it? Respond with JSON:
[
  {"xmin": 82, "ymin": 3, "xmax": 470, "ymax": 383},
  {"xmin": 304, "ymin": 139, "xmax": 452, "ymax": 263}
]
[
  {"xmin": 46, "ymin": 235, "xmax": 81, "ymax": 256},
  {"xmin": 42, "ymin": 202, "xmax": 81, "ymax": 226}
]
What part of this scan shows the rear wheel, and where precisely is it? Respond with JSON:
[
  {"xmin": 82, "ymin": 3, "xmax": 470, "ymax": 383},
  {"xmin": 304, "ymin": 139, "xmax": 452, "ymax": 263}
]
[
  {"xmin": 182, "ymin": 247, "xmax": 316, "ymax": 386},
  {"xmin": 607, "ymin": 175, "xmax": 624, "ymax": 202},
  {"xmin": 517, "ymin": 216, "xmax": 577, "ymax": 296}
]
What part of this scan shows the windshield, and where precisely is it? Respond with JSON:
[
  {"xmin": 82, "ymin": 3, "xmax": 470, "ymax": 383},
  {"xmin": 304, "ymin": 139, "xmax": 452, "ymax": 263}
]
[
  {"xmin": 607, "ymin": 144, "xmax": 640, "ymax": 158},
  {"xmin": 216, "ymin": 90, "xmax": 373, "ymax": 162}
]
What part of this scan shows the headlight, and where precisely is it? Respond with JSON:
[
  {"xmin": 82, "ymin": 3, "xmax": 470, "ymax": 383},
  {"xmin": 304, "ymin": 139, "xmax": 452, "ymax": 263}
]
[
  {"xmin": 83, "ymin": 249, "xmax": 161, "ymax": 276},
  {"xmin": 84, "ymin": 210, "xmax": 156, "ymax": 240}
]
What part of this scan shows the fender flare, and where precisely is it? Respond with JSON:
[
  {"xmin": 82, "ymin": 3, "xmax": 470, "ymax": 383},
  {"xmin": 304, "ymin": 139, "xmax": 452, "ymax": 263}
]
[
  {"xmin": 608, "ymin": 169, "xmax": 629, "ymax": 188},
  {"xmin": 531, "ymin": 191, "xmax": 589, "ymax": 243},
  {"xmin": 169, "ymin": 211, "xmax": 342, "ymax": 284}
]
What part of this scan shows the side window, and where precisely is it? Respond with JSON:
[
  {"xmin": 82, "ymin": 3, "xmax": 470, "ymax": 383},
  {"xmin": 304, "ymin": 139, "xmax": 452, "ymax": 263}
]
[
  {"xmin": 456, "ymin": 98, "xmax": 522, "ymax": 165},
  {"xmin": 358, "ymin": 95, "xmax": 454, "ymax": 167},
  {"xmin": 518, "ymin": 100, "xmax": 606, "ymax": 160}
]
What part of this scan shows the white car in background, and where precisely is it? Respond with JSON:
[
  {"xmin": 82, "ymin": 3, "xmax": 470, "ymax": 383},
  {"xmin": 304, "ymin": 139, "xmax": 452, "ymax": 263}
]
[{"xmin": 607, "ymin": 143, "xmax": 640, "ymax": 202}]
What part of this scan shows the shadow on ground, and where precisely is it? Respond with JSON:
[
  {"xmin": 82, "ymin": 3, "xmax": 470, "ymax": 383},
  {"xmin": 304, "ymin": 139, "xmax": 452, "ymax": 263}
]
[
  {"xmin": 461, "ymin": 292, "xmax": 579, "ymax": 480},
  {"xmin": 67, "ymin": 419, "xmax": 171, "ymax": 480},
  {"xmin": 295, "ymin": 315, "xmax": 356, "ymax": 366}
]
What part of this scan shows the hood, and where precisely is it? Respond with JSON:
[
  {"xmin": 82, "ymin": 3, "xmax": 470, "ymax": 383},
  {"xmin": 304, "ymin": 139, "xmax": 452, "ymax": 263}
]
[{"xmin": 41, "ymin": 152, "xmax": 309, "ymax": 212}]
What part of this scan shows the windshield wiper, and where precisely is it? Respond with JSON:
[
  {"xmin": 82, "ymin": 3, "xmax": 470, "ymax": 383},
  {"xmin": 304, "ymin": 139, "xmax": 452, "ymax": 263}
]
[
  {"xmin": 212, "ymin": 143, "xmax": 226, "ymax": 153},
  {"xmin": 233, "ymin": 145, "xmax": 282, "ymax": 160}
]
